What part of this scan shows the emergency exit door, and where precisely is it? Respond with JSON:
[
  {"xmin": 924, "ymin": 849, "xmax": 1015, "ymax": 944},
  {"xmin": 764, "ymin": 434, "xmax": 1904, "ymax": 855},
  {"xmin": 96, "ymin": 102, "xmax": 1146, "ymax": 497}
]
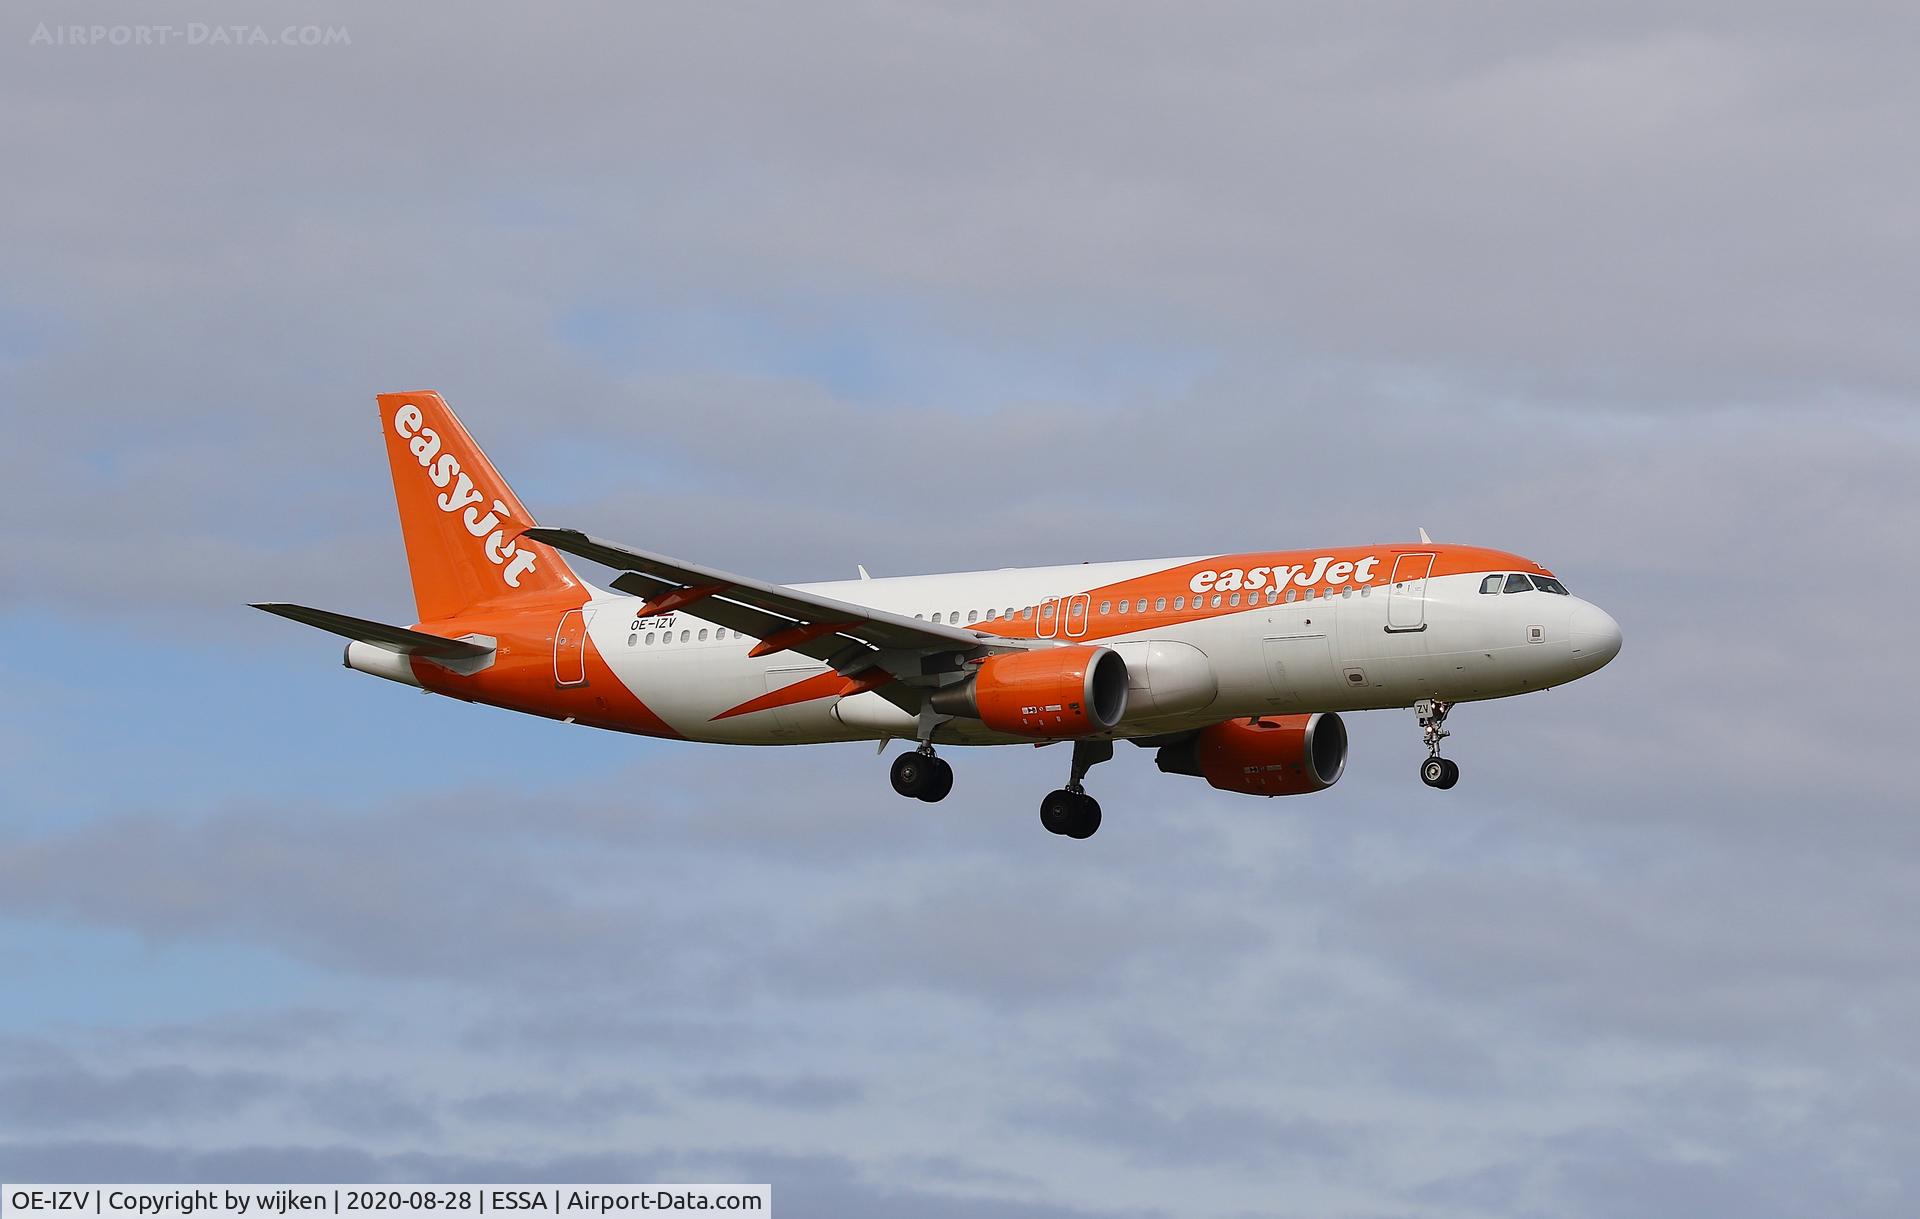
[{"xmin": 554, "ymin": 608, "xmax": 588, "ymax": 686}]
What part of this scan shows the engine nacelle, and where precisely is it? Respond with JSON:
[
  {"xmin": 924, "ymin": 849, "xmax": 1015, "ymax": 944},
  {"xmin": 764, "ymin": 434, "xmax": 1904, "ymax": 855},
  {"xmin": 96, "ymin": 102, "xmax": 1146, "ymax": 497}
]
[
  {"xmin": 929, "ymin": 645, "xmax": 1129, "ymax": 738},
  {"xmin": 1155, "ymin": 712, "xmax": 1347, "ymax": 796}
]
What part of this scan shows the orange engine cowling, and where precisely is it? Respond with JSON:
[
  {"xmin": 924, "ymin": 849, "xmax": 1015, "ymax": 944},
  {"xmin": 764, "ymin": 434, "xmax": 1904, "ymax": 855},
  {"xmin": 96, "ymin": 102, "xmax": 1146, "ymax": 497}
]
[
  {"xmin": 929, "ymin": 646, "xmax": 1129, "ymax": 738},
  {"xmin": 1155, "ymin": 713, "xmax": 1347, "ymax": 796}
]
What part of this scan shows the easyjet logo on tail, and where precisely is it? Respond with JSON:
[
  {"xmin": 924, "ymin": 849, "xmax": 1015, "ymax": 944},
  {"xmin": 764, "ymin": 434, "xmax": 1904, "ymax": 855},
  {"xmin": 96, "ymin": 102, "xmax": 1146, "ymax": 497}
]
[
  {"xmin": 392, "ymin": 404, "xmax": 539, "ymax": 588},
  {"xmin": 1190, "ymin": 555, "xmax": 1382, "ymax": 595}
]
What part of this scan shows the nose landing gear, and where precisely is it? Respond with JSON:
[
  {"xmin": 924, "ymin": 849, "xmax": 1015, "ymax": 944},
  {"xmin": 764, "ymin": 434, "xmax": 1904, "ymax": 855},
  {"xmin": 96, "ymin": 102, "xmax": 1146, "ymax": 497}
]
[
  {"xmin": 1415, "ymin": 699, "xmax": 1460, "ymax": 789},
  {"xmin": 890, "ymin": 745, "xmax": 954, "ymax": 802},
  {"xmin": 1041, "ymin": 739, "xmax": 1111, "ymax": 839}
]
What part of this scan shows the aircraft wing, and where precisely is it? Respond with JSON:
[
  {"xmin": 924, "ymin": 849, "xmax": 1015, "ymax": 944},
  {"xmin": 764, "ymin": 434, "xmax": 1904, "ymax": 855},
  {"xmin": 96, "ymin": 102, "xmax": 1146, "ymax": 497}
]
[{"xmin": 521, "ymin": 527, "xmax": 1031, "ymax": 676}]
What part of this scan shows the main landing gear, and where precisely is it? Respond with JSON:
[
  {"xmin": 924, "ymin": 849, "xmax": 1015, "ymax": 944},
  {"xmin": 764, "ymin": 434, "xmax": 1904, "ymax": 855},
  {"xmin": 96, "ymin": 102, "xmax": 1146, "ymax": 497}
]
[
  {"xmin": 890, "ymin": 745, "xmax": 953, "ymax": 803},
  {"xmin": 1041, "ymin": 740, "xmax": 1111, "ymax": 840},
  {"xmin": 1416, "ymin": 698, "xmax": 1460, "ymax": 789}
]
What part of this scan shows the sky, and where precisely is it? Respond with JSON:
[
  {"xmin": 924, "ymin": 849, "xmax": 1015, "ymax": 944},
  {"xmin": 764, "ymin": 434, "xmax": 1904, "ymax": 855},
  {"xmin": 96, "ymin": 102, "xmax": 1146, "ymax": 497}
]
[{"xmin": 2, "ymin": 2, "xmax": 1918, "ymax": 1215}]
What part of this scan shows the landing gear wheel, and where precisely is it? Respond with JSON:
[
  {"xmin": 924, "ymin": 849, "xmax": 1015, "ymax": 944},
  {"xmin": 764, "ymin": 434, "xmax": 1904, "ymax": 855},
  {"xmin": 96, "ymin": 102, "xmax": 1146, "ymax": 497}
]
[
  {"xmin": 1040, "ymin": 789, "xmax": 1101, "ymax": 838},
  {"xmin": 918, "ymin": 757, "xmax": 954, "ymax": 803},
  {"xmin": 1040, "ymin": 788, "xmax": 1077, "ymax": 835},
  {"xmin": 1420, "ymin": 757, "xmax": 1460, "ymax": 789},
  {"xmin": 891, "ymin": 752, "xmax": 934, "ymax": 799},
  {"xmin": 1065, "ymin": 794, "xmax": 1102, "ymax": 839}
]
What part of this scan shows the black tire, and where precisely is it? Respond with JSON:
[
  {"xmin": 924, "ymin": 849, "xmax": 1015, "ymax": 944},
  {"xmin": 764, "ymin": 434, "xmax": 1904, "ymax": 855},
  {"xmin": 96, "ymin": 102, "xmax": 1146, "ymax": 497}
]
[
  {"xmin": 1420, "ymin": 757, "xmax": 1448, "ymax": 788},
  {"xmin": 1065, "ymin": 794, "xmax": 1102, "ymax": 840},
  {"xmin": 891, "ymin": 752, "xmax": 931, "ymax": 798},
  {"xmin": 918, "ymin": 757, "xmax": 954, "ymax": 803},
  {"xmin": 1040, "ymin": 789, "xmax": 1076, "ymax": 835},
  {"xmin": 1435, "ymin": 758, "xmax": 1460, "ymax": 790}
]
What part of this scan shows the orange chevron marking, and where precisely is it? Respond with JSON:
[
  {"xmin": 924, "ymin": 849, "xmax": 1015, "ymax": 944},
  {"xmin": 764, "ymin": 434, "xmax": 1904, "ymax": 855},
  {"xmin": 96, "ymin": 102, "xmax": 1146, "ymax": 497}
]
[{"xmin": 711, "ymin": 666, "xmax": 892, "ymax": 721}]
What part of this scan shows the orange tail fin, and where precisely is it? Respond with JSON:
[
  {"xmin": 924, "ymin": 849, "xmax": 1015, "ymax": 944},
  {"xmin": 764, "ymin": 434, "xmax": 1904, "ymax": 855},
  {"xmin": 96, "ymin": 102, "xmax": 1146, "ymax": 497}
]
[{"xmin": 377, "ymin": 391, "xmax": 583, "ymax": 621}]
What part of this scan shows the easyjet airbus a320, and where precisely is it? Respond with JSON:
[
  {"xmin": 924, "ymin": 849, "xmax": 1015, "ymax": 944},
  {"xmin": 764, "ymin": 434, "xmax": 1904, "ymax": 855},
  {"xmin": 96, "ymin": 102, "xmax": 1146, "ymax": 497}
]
[{"xmin": 257, "ymin": 392, "xmax": 1622, "ymax": 839}]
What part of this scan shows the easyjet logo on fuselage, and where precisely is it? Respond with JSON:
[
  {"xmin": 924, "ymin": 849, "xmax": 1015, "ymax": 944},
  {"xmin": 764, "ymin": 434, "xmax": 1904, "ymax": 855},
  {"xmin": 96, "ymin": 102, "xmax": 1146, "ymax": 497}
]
[
  {"xmin": 1190, "ymin": 554, "xmax": 1382, "ymax": 595},
  {"xmin": 392, "ymin": 404, "xmax": 539, "ymax": 588}
]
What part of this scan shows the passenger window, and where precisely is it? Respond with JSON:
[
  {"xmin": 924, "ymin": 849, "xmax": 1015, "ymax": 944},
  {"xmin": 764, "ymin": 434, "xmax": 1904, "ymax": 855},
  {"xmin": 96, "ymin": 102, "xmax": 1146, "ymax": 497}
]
[
  {"xmin": 698, "ymin": 629, "xmax": 708, "ymax": 641},
  {"xmin": 1480, "ymin": 575, "xmax": 1503, "ymax": 594},
  {"xmin": 1211, "ymin": 593, "xmax": 1223, "ymax": 608},
  {"xmin": 628, "ymin": 633, "xmax": 637, "ymax": 647},
  {"xmin": 1117, "ymin": 600, "xmax": 1129, "ymax": 614},
  {"xmin": 1265, "ymin": 588, "xmax": 1278, "ymax": 604},
  {"xmin": 931, "ymin": 612, "xmax": 942, "ymax": 624},
  {"xmin": 1505, "ymin": 573, "xmax": 1534, "ymax": 594},
  {"xmin": 1285, "ymin": 589, "xmax": 1296, "ymax": 603},
  {"xmin": 1041, "ymin": 604, "xmax": 1054, "ymax": 618},
  {"xmin": 1229, "ymin": 593, "xmax": 1241, "ymax": 606},
  {"xmin": 1155, "ymin": 596, "xmax": 1167, "ymax": 611},
  {"xmin": 1136, "ymin": 598, "xmax": 1147, "ymax": 613},
  {"xmin": 680, "ymin": 630, "xmax": 690, "ymax": 642},
  {"xmin": 1100, "ymin": 600, "xmax": 1112, "ymax": 614},
  {"xmin": 968, "ymin": 610, "xmax": 979, "ymax": 624},
  {"xmin": 1022, "ymin": 607, "xmax": 1034, "ymax": 620},
  {"xmin": 644, "ymin": 632, "xmax": 655, "ymax": 645},
  {"xmin": 1174, "ymin": 596, "xmax": 1186, "ymax": 610}
]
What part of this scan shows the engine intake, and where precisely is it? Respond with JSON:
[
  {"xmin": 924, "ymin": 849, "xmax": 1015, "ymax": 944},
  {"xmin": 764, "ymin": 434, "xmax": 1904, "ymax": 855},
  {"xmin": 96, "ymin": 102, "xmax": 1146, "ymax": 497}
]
[
  {"xmin": 930, "ymin": 645, "xmax": 1128, "ymax": 738},
  {"xmin": 1156, "ymin": 712, "xmax": 1347, "ymax": 796}
]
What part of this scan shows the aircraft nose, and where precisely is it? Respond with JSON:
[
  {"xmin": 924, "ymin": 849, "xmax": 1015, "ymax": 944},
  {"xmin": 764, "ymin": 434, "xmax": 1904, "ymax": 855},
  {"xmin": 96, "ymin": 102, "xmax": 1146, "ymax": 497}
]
[{"xmin": 1569, "ymin": 600, "xmax": 1623, "ymax": 671}]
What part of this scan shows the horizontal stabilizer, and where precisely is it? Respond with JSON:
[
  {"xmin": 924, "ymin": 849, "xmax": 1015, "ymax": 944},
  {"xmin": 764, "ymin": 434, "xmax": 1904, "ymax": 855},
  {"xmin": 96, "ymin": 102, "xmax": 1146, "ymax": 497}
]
[{"xmin": 250, "ymin": 603, "xmax": 494, "ymax": 660}]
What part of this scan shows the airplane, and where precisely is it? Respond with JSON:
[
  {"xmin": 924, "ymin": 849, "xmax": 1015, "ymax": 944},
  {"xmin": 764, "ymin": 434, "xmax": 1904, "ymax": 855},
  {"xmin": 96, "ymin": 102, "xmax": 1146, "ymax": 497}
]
[{"xmin": 255, "ymin": 391, "xmax": 1622, "ymax": 839}]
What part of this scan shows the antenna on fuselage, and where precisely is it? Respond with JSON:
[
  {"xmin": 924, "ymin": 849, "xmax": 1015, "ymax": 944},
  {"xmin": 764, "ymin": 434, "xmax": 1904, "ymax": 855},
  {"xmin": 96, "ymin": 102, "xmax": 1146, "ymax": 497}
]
[
  {"xmin": 857, "ymin": 564, "xmax": 872, "ymax": 580},
  {"xmin": 1418, "ymin": 527, "xmax": 1432, "ymax": 544}
]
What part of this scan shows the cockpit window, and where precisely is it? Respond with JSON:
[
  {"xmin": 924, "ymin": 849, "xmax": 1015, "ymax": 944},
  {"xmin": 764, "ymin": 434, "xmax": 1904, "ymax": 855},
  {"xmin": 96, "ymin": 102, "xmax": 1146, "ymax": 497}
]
[
  {"xmin": 1533, "ymin": 575, "xmax": 1570, "ymax": 595},
  {"xmin": 1479, "ymin": 575, "xmax": 1502, "ymax": 594},
  {"xmin": 1504, "ymin": 572, "xmax": 1534, "ymax": 594}
]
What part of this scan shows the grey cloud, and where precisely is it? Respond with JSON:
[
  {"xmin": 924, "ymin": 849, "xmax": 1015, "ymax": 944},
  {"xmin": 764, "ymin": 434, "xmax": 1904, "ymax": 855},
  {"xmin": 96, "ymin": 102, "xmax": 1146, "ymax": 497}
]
[
  {"xmin": 0, "ymin": 1064, "xmax": 278, "ymax": 1131},
  {"xmin": 129, "ymin": 1008, "xmax": 354, "ymax": 1055},
  {"xmin": 700, "ymin": 1073, "xmax": 864, "ymax": 1112},
  {"xmin": 453, "ymin": 1084, "xmax": 664, "ymax": 1128},
  {"xmin": 299, "ymin": 1077, "xmax": 441, "ymax": 1139}
]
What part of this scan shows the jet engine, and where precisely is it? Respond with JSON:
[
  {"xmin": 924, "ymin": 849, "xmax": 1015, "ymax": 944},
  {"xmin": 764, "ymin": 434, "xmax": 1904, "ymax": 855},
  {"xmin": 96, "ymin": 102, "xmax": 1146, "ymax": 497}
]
[
  {"xmin": 930, "ymin": 645, "xmax": 1129, "ymax": 738},
  {"xmin": 1155, "ymin": 712, "xmax": 1347, "ymax": 796}
]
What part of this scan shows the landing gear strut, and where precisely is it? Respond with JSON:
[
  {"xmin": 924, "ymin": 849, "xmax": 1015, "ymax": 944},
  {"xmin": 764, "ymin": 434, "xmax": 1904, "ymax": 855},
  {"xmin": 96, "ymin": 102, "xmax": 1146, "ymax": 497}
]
[
  {"xmin": 1041, "ymin": 740, "xmax": 1111, "ymax": 839},
  {"xmin": 1415, "ymin": 699, "xmax": 1460, "ymax": 789},
  {"xmin": 890, "ymin": 745, "xmax": 953, "ymax": 803}
]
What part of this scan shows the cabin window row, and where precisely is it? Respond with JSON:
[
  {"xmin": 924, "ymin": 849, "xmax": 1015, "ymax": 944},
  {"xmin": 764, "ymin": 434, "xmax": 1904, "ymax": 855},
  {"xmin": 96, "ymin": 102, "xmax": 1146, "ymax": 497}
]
[
  {"xmin": 627, "ymin": 580, "xmax": 1394, "ymax": 649},
  {"xmin": 904, "ymin": 583, "xmax": 1373, "ymax": 628},
  {"xmin": 629, "ymin": 628, "xmax": 748, "ymax": 647}
]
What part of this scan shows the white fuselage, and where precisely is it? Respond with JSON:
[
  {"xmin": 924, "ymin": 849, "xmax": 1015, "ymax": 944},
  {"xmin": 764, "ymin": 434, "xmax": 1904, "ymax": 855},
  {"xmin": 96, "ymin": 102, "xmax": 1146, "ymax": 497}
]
[{"xmin": 580, "ymin": 555, "xmax": 1621, "ymax": 746}]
